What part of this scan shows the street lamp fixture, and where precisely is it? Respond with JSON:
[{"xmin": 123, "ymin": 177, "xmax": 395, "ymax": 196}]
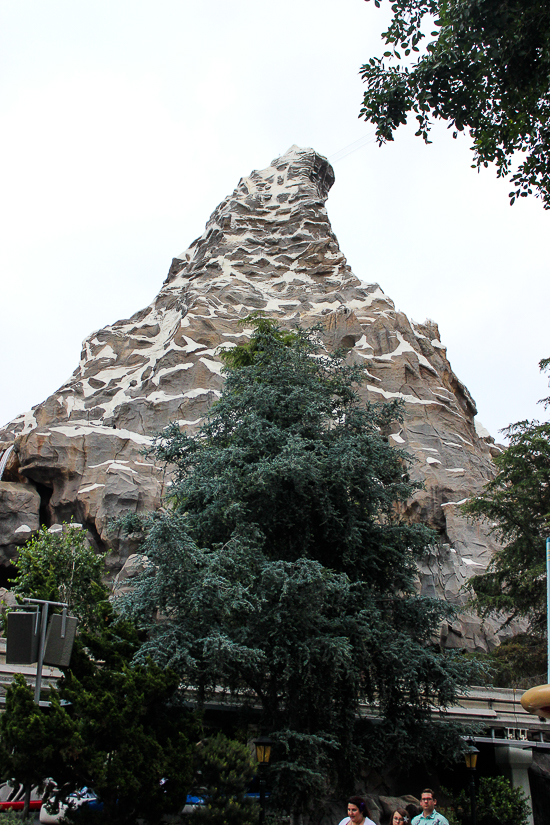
[
  {"xmin": 254, "ymin": 736, "xmax": 273, "ymax": 766},
  {"xmin": 463, "ymin": 740, "xmax": 479, "ymax": 770},
  {"xmin": 253, "ymin": 737, "xmax": 273, "ymax": 825},
  {"xmin": 463, "ymin": 739, "xmax": 479, "ymax": 825}
]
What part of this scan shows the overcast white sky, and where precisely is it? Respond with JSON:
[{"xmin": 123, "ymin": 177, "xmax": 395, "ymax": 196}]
[{"xmin": 1, "ymin": 0, "xmax": 549, "ymax": 440}]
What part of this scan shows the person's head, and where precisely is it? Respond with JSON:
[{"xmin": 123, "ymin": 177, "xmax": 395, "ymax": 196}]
[
  {"xmin": 392, "ymin": 807, "xmax": 410, "ymax": 825},
  {"xmin": 419, "ymin": 790, "xmax": 437, "ymax": 816},
  {"xmin": 347, "ymin": 796, "xmax": 371, "ymax": 823}
]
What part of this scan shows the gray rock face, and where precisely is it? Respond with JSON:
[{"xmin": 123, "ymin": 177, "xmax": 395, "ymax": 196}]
[
  {"xmin": 112, "ymin": 553, "xmax": 148, "ymax": 598},
  {"xmin": 0, "ymin": 482, "xmax": 41, "ymax": 562},
  {"xmin": 0, "ymin": 146, "xmax": 504, "ymax": 648}
]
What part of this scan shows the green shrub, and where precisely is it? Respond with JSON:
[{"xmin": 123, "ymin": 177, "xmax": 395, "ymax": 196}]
[
  {"xmin": 0, "ymin": 811, "xmax": 34, "ymax": 825},
  {"xmin": 189, "ymin": 734, "xmax": 257, "ymax": 825},
  {"xmin": 450, "ymin": 776, "xmax": 530, "ymax": 825},
  {"xmin": 10, "ymin": 523, "xmax": 108, "ymax": 630}
]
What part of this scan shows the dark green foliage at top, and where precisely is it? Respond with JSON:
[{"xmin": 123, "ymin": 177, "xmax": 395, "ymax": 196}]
[
  {"xmin": 121, "ymin": 319, "xmax": 480, "ymax": 817},
  {"xmin": 464, "ymin": 418, "xmax": 550, "ymax": 632},
  {"xmin": 189, "ymin": 734, "xmax": 257, "ymax": 825},
  {"xmin": 540, "ymin": 356, "xmax": 550, "ymax": 408},
  {"xmin": 360, "ymin": 0, "xmax": 550, "ymax": 207},
  {"xmin": 451, "ymin": 776, "xmax": 530, "ymax": 825},
  {"xmin": 218, "ymin": 316, "xmax": 298, "ymax": 368},
  {"xmin": 11, "ymin": 524, "xmax": 108, "ymax": 629}
]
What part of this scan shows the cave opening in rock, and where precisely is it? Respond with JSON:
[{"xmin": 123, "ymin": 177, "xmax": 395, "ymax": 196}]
[
  {"xmin": 0, "ymin": 562, "xmax": 18, "ymax": 589},
  {"xmin": 339, "ymin": 335, "xmax": 357, "ymax": 349},
  {"xmin": 35, "ymin": 482, "xmax": 53, "ymax": 528}
]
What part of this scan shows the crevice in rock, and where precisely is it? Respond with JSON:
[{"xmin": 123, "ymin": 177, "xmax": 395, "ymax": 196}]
[
  {"xmin": 83, "ymin": 517, "xmax": 108, "ymax": 557},
  {"xmin": 36, "ymin": 482, "xmax": 53, "ymax": 528},
  {"xmin": 52, "ymin": 497, "xmax": 108, "ymax": 558}
]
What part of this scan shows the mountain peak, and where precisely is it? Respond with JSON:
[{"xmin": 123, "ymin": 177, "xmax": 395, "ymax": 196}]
[
  {"xmin": 166, "ymin": 145, "xmax": 339, "ymax": 287},
  {"xmin": 0, "ymin": 148, "xmax": 506, "ymax": 650}
]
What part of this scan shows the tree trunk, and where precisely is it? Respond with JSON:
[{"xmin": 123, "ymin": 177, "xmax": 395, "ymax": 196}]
[{"xmin": 22, "ymin": 783, "xmax": 31, "ymax": 820}]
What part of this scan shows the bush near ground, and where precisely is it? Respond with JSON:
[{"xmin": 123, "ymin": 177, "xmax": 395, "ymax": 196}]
[
  {"xmin": 448, "ymin": 776, "xmax": 530, "ymax": 825},
  {"xmin": 0, "ymin": 813, "xmax": 34, "ymax": 825},
  {"xmin": 188, "ymin": 734, "xmax": 257, "ymax": 825}
]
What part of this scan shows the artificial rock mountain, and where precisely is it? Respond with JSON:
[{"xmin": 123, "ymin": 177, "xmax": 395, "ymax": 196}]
[{"xmin": 0, "ymin": 146, "xmax": 504, "ymax": 650}]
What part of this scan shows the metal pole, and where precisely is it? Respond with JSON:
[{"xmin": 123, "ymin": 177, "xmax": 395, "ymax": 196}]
[
  {"xmin": 23, "ymin": 597, "xmax": 68, "ymax": 608},
  {"xmin": 470, "ymin": 768, "xmax": 477, "ymax": 825},
  {"xmin": 34, "ymin": 602, "xmax": 49, "ymax": 704},
  {"xmin": 547, "ymin": 537, "xmax": 550, "ymax": 684},
  {"xmin": 259, "ymin": 770, "xmax": 266, "ymax": 825}
]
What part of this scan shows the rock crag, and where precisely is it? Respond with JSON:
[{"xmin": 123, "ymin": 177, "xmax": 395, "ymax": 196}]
[{"xmin": 0, "ymin": 146, "xmax": 503, "ymax": 648}]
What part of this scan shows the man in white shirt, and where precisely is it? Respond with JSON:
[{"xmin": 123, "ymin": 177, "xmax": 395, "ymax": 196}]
[{"xmin": 411, "ymin": 789, "xmax": 449, "ymax": 825}]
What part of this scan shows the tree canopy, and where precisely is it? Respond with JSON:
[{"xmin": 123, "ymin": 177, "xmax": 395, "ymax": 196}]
[
  {"xmin": 10, "ymin": 524, "xmax": 108, "ymax": 630},
  {"xmin": 121, "ymin": 318, "xmax": 478, "ymax": 818},
  {"xmin": 360, "ymin": 0, "xmax": 550, "ymax": 207},
  {"xmin": 464, "ymin": 359, "xmax": 550, "ymax": 632},
  {"xmin": 0, "ymin": 525, "xmax": 197, "ymax": 825},
  {"xmin": 148, "ymin": 318, "xmax": 431, "ymax": 581}
]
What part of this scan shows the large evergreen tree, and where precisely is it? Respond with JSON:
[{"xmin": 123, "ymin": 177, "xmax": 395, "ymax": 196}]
[
  {"xmin": 462, "ymin": 359, "xmax": 550, "ymax": 685},
  {"xmin": 121, "ymin": 319, "xmax": 478, "ymax": 817},
  {"xmin": 464, "ymin": 419, "xmax": 550, "ymax": 631},
  {"xmin": 464, "ymin": 358, "xmax": 550, "ymax": 632}
]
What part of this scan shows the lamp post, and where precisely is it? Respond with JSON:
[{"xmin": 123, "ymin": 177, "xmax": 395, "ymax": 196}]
[
  {"xmin": 254, "ymin": 736, "xmax": 273, "ymax": 825},
  {"xmin": 463, "ymin": 739, "xmax": 479, "ymax": 825}
]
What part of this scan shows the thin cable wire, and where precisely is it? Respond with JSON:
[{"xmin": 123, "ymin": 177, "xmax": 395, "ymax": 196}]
[{"xmin": 328, "ymin": 130, "xmax": 378, "ymax": 163}]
